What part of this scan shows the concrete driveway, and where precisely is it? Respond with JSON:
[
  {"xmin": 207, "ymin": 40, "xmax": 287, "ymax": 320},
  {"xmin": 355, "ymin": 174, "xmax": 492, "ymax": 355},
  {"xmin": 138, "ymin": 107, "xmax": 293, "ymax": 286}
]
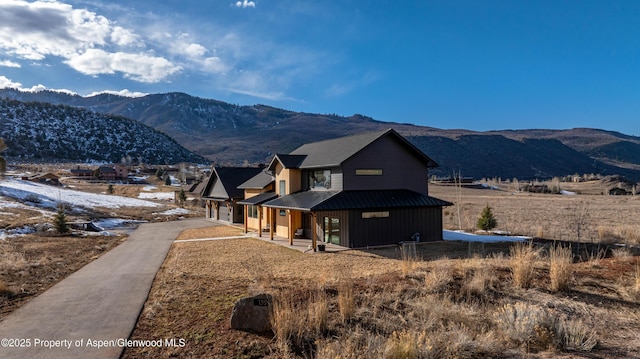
[{"xmin": 0, "ymin": 218, "xmax": 214, "ymax": 359}]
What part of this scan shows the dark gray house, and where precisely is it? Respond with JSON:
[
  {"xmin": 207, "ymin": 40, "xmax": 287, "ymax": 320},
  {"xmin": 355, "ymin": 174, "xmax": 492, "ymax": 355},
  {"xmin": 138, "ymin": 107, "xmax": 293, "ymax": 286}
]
[
  {"xmin": 202, "ymin": 167, "xmax": 264, "ymax": 223},
  {"xmin": 258, "ymin": 128, "xmax": 452, "ymax": 248}
]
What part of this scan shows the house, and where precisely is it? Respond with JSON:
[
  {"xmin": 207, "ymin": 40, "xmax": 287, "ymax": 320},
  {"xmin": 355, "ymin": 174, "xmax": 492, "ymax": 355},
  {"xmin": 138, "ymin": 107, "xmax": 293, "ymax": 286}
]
[
  {"xmin": 24, "ymin": 172, "xmax": 60, "ymax": 186},
  {"xmin": 242, "ymin": 129, "xmax": 452, "ymax": 249},
  {"xmin": 237, "ymin": 171, "xmax": 276, "ymax": 236},
  {"xmin": 201, "ymin": 167, "xmax": 264, "ymax": 223},
  {"xmin": 70, "ymin": 167, "xmax": 93, "ymax": 178}
]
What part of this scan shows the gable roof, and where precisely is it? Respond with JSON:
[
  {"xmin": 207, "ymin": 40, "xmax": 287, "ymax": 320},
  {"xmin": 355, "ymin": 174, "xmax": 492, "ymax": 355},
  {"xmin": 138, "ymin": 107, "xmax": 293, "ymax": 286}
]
[
  {"xmin": 202, "ymin": 167, "xmax": 263, "ymax": 200},
  {"xmin": 268, "ymin": 129, "xmax": 438, "ymax": 170},
  {"xmin": 238, "ymin": 170, "xmax": 275, "ymax": 189}
]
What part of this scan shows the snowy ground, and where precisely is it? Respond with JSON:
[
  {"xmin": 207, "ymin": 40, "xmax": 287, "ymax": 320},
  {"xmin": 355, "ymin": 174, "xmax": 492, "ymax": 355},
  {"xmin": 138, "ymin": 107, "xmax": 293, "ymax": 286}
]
[
  {"xmin": 138, "ymin": 192, "xmax": 175, "ymax": 200},
  {"xmin": 0, "ymin": 178, "xmax": 161, "ymax": 210},
  {"xmin": 0, "ymin": 178, "xmax": 194, "ymax": 239},
  {"xmin": 443, "ymin": 230, "xmax": 529, "ymax": 243}
]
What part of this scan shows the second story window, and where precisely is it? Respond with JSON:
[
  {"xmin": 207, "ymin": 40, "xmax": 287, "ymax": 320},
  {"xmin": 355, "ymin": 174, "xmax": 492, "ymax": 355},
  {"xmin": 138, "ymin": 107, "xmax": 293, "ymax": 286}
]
[
  {"xmin": 310, "ymin": 170, "xmax": 331, "ymax": 189},
  {"xmin": 279, "ymin": 180, "xmax": 286, "ymax": 195},
  {"xmin": 356, "ymin": 168, "xmax": 383, "ymax": 176}
]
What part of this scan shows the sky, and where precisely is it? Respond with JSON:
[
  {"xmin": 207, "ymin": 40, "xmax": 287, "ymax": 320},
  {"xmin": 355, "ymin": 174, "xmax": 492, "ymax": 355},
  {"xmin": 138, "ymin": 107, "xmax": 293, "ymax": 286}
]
[{"xmin": 0, "ymin": 0, "xmax": 639, "ymax": 134}]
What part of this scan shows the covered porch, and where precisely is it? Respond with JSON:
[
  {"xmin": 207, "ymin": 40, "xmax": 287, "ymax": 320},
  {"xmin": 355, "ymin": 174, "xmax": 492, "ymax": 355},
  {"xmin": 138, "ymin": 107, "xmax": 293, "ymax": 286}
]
[{"xmin": 262, "ymin": 191, "xmax": 338, "ymax": 252}]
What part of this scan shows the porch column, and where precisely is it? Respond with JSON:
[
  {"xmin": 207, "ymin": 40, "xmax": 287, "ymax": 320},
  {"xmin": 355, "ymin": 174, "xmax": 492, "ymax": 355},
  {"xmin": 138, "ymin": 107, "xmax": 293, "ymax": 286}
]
[
  {"xmin": 287, "ymin": 210, "xmax": 293, "ymax": 245},
  {"xmin": 258, "ymin": 206, "xmax": 263, "ymax": 238},
  {"xmin": 243, "ymin": 205, "xmax": 248, "ymax": 233},
  {"xmin": 311, "ymin": 212, "xmax": 317, "ymax": 252},
  {"xmin": 270, "ymin": 208, "xmax": 275, "ymax": 241}
]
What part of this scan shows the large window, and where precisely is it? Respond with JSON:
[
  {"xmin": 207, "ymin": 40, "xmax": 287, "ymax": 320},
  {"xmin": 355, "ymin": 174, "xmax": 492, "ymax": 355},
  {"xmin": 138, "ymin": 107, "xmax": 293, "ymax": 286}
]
[
  {"xmin": 279, "ymin": 180, "xmax": 286, "ymax": 195},
  {"xmin": 323, "ymin": 216, "xmax": 340, "ymax": 245},
  {"xmin": 310, "ymin": 169, "xmax": 331, "ymax": 189}
]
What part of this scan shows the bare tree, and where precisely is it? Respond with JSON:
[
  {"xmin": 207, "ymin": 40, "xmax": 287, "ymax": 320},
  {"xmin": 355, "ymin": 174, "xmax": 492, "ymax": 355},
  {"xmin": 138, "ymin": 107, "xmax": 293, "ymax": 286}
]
[{"xmin": 567, "ymin": 201, "xmax": 591, "ymax": 256}]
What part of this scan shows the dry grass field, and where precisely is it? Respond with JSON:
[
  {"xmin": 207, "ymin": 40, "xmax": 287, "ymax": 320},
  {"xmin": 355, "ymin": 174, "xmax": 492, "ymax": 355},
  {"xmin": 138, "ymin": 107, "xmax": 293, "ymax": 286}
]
[
  {"xmin": 123, "ymin": 224, "xmax": 640, "ymax": 358},
  {"xmin": 430, "ymin": 183, "xmax": 640, "ymax": 245},
  {"xmin": 0, "ymin": 233, "xmax": 126, "ymax": 320}
]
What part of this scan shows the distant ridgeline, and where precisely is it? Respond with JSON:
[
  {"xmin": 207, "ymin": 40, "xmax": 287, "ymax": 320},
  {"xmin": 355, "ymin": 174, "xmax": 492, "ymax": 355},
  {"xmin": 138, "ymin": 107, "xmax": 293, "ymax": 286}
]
[
  {"xmin": 1, "ymin": 89, "xmax": 640, "ymax": 181},
  {"xmin": 0, "ymin": 98, "xmax": 206, "ymax": 164}
]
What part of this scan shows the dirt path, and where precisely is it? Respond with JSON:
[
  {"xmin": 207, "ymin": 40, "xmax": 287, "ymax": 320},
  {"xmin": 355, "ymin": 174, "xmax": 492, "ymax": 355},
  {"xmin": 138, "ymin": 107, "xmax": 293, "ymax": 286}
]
[{"xmin": 0, "ymin": 218, "xmax": 214, "ymax": 359}]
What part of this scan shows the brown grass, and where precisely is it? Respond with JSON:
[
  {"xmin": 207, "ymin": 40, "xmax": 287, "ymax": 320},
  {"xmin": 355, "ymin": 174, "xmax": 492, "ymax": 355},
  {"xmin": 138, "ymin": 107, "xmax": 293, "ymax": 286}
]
[
  {"xmin": 176, "ymin": 225, "xmax": 244, "ymax": 240},
  {"xmin": 121, "ymin": 234, "xmax": 640, "ymax": 358},
  {"xmin": 510, "ymin": 241, "xmax": 539, "ymax": 289},
  {"xmin": 549, "ymin": 244, "xmax": 573, "ymax": 291}
]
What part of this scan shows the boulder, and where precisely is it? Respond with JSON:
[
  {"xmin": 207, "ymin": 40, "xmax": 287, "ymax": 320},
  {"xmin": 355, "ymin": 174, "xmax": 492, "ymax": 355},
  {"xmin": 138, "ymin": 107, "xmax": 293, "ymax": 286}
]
[{"xmin": 230, "ymin": 293, "xmax": 273, "ymax": 333}]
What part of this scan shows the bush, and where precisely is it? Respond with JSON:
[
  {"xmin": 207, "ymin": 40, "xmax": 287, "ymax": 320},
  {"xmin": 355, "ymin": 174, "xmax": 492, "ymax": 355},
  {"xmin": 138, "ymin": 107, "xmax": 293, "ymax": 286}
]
[{"xmin": 477, "ymin": 205, "xmax": 497, "ymax": 231}]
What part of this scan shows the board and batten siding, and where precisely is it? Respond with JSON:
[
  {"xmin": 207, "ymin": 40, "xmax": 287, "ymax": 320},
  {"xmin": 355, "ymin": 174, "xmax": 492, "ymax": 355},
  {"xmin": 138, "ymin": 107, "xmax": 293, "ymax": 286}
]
[
  {"xmin": 341, "ymin": 135, "xmax": 429, "ymax": 195},
  {"xmin": 315, "ymin": 210, "xmax": 350, "ymax": 248},
  {"xmin": 346, "ymin": 207, "xmax": 443, "ymax": 248}
]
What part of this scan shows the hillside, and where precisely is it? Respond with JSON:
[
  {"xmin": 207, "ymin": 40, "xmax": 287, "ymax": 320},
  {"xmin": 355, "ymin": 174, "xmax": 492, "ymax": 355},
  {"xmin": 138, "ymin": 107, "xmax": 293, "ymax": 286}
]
[
  {"xmin": 0, "ymin": 99, "xmax": 206, "ymax": 164},
  {"xmin": 1, "ymin": 89, "xmax": 639, "ymax": 180}
]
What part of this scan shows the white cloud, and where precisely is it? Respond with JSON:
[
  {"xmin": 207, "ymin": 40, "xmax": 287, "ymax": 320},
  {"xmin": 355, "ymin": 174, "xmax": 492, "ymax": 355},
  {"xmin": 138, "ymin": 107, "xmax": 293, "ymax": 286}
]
[
  {"xmin": 0, "ymin": 0, "xmax": 178, "ymax": 83},
  {"xmin": 0, "ymin": 60, "xmax": 21, "ymax": 68},
  {"xmin": 184, "ymin": 43, "xmax": 207, "ymax": 57},
  {"xmin": 235, "ymin": 0, "xmax": 256, "ymax": 8},
  {"xmin": 0, "ymin": 76, "xmax": 77, "ymax": 94},
  {"xmin": 110, "ymin": 26, "xmax": 143, "ymax": 47},
  {"xmin": 65, "ymin": 49, "xmax": 182, "ymax": 83},
  {"xmin": 86, "ymin": 89, "xmax": 148, "ymax": 98},
  {"xmin": 0, "ymin": 76, "xmax": 22, "ymax": 89}
]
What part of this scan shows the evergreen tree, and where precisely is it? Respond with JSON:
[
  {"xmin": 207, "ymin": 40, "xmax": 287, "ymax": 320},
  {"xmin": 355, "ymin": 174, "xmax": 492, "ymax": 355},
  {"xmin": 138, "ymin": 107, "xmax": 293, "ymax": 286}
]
[
  {"xmin": 477, "ymin": 205, "xmax": 497, "ymax": 231},
  {"xmin": 107, "ymin": 184, "xmax": 114, "ymax": 194},
  {"xmin": 156, "ymin": 168, "xmax": 164, "ymax": 179},
  {"xmin": 164, "ymin": 175, "xmax": 172, "ymax": 186},
  {"xmin": 53, "ymin": 204, "xmax": 69, "ymax": 234},
  {"xmin": 178, "ymin": 188, "xmax": 187, "ymax": 207}
]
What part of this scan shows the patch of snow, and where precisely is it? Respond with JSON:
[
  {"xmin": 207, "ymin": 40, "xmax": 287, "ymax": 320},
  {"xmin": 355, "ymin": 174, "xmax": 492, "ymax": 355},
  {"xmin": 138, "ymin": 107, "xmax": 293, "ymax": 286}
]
[
  {"xmin": 560, "ymin": 190, "xmax": 576, "ymax": 195},
  {"xmin": 142, "ymin": 185, "xmax": 157, "ymax": 191},
  {"xmin": 154, "ymin": 208, "xmax": 190, "ymax": 216},
  {"xmin": 138, "ymin": 192, "xmax": 174, "ymax": 200},
  {"xmin": 443, "ymin": 230, "xmax": 529, "ymax": 243},
  {"xmin": 93, "ymin": 218, "xmax": 145, "ymax": 229},
  {"xmin": 0, "ymin": 225, "xmax": 36, "ymax": 239},
  {"xmin": 0, "ymin": 178, "xmax": 160, "ymax": 209}
]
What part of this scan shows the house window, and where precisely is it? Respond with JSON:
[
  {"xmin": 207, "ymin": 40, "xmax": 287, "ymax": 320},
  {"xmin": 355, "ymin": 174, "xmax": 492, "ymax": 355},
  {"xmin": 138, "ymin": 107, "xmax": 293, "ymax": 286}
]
[
  {"xmin": 362, "ymin": 211, "xmax": 389, "ymax": 219},
  {"xmin": 248, "ymin": 205, "xmax": 258, "ymax": 218},
  {"xmin": 279, "ymin": 209, "xmax": 286, "ymax": 216},
  {"xmin": 356, "ymin": 169, "xmax": 383, "ymax": 176},
  {"xmin": 323, "ymin": 216, "xmax": 340, "ymax": 245},
  {"xmin": 279, "ymin": 180, "xmax": 286, "ymax": 195},
  {"xmin": 310, "ymin": 169, "xmax": 331, "ymax": 189}
]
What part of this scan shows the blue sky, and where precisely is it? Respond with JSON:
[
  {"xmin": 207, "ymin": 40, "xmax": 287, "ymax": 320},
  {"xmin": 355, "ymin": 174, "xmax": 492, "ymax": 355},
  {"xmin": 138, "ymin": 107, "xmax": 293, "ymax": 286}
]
[{"xmin": 1, "ymin": 1, "xmax": 639, "ymax": 135}]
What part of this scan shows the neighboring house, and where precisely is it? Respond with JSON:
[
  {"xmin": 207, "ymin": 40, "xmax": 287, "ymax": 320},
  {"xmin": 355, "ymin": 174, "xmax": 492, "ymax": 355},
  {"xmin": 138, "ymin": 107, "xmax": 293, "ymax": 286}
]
[
  {"xmin": 237, "ymin": 171, "xmax": 276, "ymax": 236},
  {"xmin": 252, "ymin": 128, "xmax": 451, "ymax": 249},
  {"xmin": 175, "ymin": 180, "xmax": 207, "ymax": 206},
  {"xmin": 23, "ymin": 172, "xmax": 60, "ymax": 186},
  {"xmin": 70, "ymin": 167, "xmax": 93, "ymax": 178},
  {"xmin": 201, "ymin": 167, "xmax": 264, "ymax": 223},
  {"xmin": 99, "ymin": 166, "xmax": 117, "ymax": 180}
]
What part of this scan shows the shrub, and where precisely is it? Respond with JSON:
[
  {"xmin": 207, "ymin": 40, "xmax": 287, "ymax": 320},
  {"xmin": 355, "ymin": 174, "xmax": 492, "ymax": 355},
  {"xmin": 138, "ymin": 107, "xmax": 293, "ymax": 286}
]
[
  {"xmin": 494, "ymin": 302, "xmax": 554, "ymax": 350},
  {"xmin": 510, "ymin": 242, "xmax": 539, "ymax": 289},
  {"xmin": 549, "ymin": 244, "xmax": 573, "ymax": 291},
  {"xmin": 555, "ymin": 319, "xmax": 598, "ymax": 352},
  {"xmin": 477, "ymin": 205, "xmax": 497, "ymax": 231}
]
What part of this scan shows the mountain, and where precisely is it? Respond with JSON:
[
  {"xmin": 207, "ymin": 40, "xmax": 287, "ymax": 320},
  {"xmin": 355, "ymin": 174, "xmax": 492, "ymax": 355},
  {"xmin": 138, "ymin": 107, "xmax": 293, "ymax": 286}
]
[
  {"xmin": 1, "ymin": 88, "xmax": 639, "ymax": 180},
  {"xmin": 0, "ymin": 99, "xmax": 206, "ymax": 164}
]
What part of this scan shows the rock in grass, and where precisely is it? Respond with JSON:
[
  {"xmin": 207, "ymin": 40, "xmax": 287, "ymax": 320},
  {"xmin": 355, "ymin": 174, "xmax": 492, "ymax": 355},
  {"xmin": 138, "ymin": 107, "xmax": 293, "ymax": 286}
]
[{"xmin": 230, "ymin": 294, "xmax": 273, "ymax": 333}]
